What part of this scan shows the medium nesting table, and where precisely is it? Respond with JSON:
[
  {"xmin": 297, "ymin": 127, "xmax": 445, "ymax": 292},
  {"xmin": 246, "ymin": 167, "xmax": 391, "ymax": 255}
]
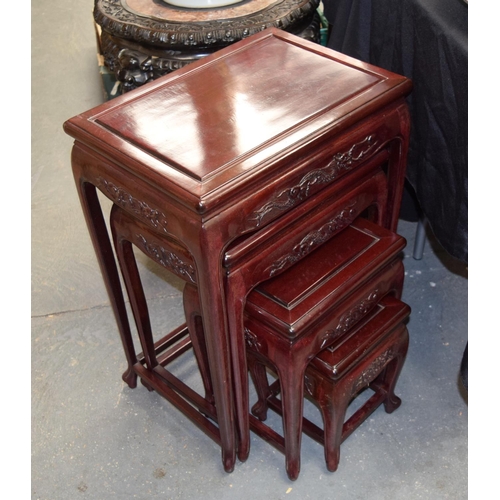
[{"xmin": 63, "ymin": 28, "xmax": 412, "ymax": 473}]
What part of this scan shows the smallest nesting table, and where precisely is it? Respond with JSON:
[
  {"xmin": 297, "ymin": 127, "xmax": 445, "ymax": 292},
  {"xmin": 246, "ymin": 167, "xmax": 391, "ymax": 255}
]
[{"xmin": 64, "ymin": 28, "xmax": 412, "ymax": 473}]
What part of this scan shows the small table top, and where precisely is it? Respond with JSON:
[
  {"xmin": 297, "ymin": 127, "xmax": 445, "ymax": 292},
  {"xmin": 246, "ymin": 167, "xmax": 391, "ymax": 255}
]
[{"xmin": 64, "ymin": 29, "xmax": 411, "ymax": 216}]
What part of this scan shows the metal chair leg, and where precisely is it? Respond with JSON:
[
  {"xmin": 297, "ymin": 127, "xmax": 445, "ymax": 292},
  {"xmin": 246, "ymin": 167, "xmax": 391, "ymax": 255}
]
[{"xmin": 413, "ymin": 217, "xmax": 427, "ymax": 260}]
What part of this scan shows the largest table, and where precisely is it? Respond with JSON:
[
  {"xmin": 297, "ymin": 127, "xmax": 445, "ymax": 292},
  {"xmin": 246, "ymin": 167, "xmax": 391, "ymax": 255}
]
[{"xmin": 64, "ymin": 28, "xmax": 412, "ymax": 472}]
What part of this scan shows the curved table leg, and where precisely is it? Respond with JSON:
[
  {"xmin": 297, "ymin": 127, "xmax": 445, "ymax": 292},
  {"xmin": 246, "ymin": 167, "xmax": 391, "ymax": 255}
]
[
  {"xmin": 276, "ymin": 360, "xmax": 307, "ymax": 481},
  {"xmin": 385, "ymin": 104, "xmax": 411, "ymax": 232},
  {"xmin": 72, "ymin": 168, "xmax": 138, "ymax": 388},
  {"xmin": 224, "ymin": 280, "xmax": 252, "ymax": 463},
  {"xmin": 193, "ymin": 240, "xmax": 237, "ymax": 473},
  {"xmin": 111, "ymin": 206, "xmax": 158, "ymax": 371}
]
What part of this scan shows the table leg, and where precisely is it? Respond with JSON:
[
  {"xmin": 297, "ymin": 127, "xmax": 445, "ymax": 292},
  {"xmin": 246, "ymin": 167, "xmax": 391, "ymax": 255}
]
[
  {"xmin": 111, "ymin": 224, "xmax": 159, "ymax": 371},
  {"xmin": 193, "ymin": 240, "xmax": 237, "ymax": 473},
  {"xmin": 72, "ymin": 166, "xmax": 138, "ymax": 389},
  {"xmin": 276, "ymin": 360, "xmax": 307, "ymax": 481},
  {"xmin": 385, "ymin": 104, "xmax": 411, "ymax": 232},
  {"xmin": 224, "ymin": 279, "xmax": 252, "ymax": 463},
  {"xmin": 183, "ymin": 278, "xmax": 251, "ymax": 464}
]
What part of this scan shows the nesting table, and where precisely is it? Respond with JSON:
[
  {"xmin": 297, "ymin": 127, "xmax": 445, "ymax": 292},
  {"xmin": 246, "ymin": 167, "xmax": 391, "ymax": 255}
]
[{"xmin": 64, "ymin": 28, "xmax": 412, "ymax": 473}]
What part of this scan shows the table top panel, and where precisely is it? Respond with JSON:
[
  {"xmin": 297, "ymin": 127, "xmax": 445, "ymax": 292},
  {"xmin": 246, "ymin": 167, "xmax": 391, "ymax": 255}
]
[{"xmin": 95, "ymin": 35, "xmax": 378, "ymax": 182}]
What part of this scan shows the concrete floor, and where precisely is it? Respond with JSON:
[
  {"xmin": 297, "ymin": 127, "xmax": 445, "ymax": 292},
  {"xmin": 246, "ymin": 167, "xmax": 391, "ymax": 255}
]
[{"xmin": 32, "ymin": 1, "xmax": 467, "ymax": 498}]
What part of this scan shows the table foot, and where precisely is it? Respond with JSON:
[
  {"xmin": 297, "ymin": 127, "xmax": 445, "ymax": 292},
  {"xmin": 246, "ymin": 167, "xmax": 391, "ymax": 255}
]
[
  {"xmin": 122, "ymin": 367, "xmax": 138, "ymax": 388},
  {"xmin": 222, "ymin": 451, "xmax": 236, "ymax": 473},
  {"xmin": 237, "ymin": 444, "xmax": 250, "ymax": 463},
  {"xmin": 141, "ymin": 378, "xmax": 155, "ymax": 392}
]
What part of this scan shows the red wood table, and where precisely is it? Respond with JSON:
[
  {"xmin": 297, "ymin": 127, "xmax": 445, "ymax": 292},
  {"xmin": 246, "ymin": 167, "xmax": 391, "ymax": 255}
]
[{"xmin": 63, "ymin": 28, "xmax": 411, "ymax": 473}]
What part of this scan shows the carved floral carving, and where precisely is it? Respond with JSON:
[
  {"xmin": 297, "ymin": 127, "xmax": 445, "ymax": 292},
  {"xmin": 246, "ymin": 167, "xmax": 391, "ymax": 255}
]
[
  {"xmin": 99, "ymin": 11, "xmax": 320, "ymax": 91},
  {"xmin": 245, "ymin": 327, "xmax": 262, "ymax": 352},
  {"xmin": 95, "ymin": 0, "xmax": 320, "ymax": 91},
  {"xmin": 334, "ymin": 290, "xmax": 380, "ymax": 337},
  {"xmin": 100, "ymin": 32, "xmax": 206, "ymax": 92}
]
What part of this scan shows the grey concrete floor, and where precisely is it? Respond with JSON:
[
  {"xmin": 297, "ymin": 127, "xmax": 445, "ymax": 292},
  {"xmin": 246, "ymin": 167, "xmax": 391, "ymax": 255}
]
[{"xmin": 32, "ymin": 1, "xmax": 467, "ymax": 498}]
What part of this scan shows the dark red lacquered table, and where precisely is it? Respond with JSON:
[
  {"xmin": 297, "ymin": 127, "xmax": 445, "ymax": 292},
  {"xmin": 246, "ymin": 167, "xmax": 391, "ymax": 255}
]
[{"xmin": 63, "ymin": 28, "xmax": 411, "ymax": 473}]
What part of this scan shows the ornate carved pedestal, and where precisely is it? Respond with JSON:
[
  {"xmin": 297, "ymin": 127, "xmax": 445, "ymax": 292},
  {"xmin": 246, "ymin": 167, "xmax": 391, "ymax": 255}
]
[{"xmin": 94, "ymin": 0, "xmax": 321, "ymax": 92}]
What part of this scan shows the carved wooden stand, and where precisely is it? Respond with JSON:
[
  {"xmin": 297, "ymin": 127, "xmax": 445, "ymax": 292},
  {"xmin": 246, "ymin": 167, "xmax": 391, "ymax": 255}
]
[
  {"xmin": 94, "ymin": 0, "xmax": 321, "ymax": 92},
  {"xmin": 64, "ymin": 29, "xmax": 412, "ymax": 475}
]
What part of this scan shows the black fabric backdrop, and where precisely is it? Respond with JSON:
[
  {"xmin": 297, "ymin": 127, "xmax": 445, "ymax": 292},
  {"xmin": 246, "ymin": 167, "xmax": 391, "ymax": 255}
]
[{"xmin": 323, "ymin": 0, "xmax": 468, "ymax": 263}]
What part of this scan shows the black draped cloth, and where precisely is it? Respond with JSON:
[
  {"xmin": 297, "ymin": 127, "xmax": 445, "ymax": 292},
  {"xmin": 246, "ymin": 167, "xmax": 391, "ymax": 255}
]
[{"xmin": 323, "ymin": 0, "xmax": 468, "ymax": 263}]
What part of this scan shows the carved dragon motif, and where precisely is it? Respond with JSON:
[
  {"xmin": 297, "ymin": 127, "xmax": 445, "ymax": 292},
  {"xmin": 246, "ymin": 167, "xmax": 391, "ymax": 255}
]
[
  {"xmin": 98, "ymin": 177, "xmax": 169, "ymax": 233},
  {"xmin": 267, "ymin": 201, "xmax": 357, "ymax": 277},
  {"xmin": 249, "ymin": 135, "xmax": 378, "ymax": 227},
  {"xmin": 353, "ymin": 348, "xmax": 394, "ymax": 391},
  {"xmin": 136, "ymin": 234, "xmax": 197, "ymax": 284},
  {"xmin": 319, "ymin": 289, "xmax": 381, "ymax": 352}
]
